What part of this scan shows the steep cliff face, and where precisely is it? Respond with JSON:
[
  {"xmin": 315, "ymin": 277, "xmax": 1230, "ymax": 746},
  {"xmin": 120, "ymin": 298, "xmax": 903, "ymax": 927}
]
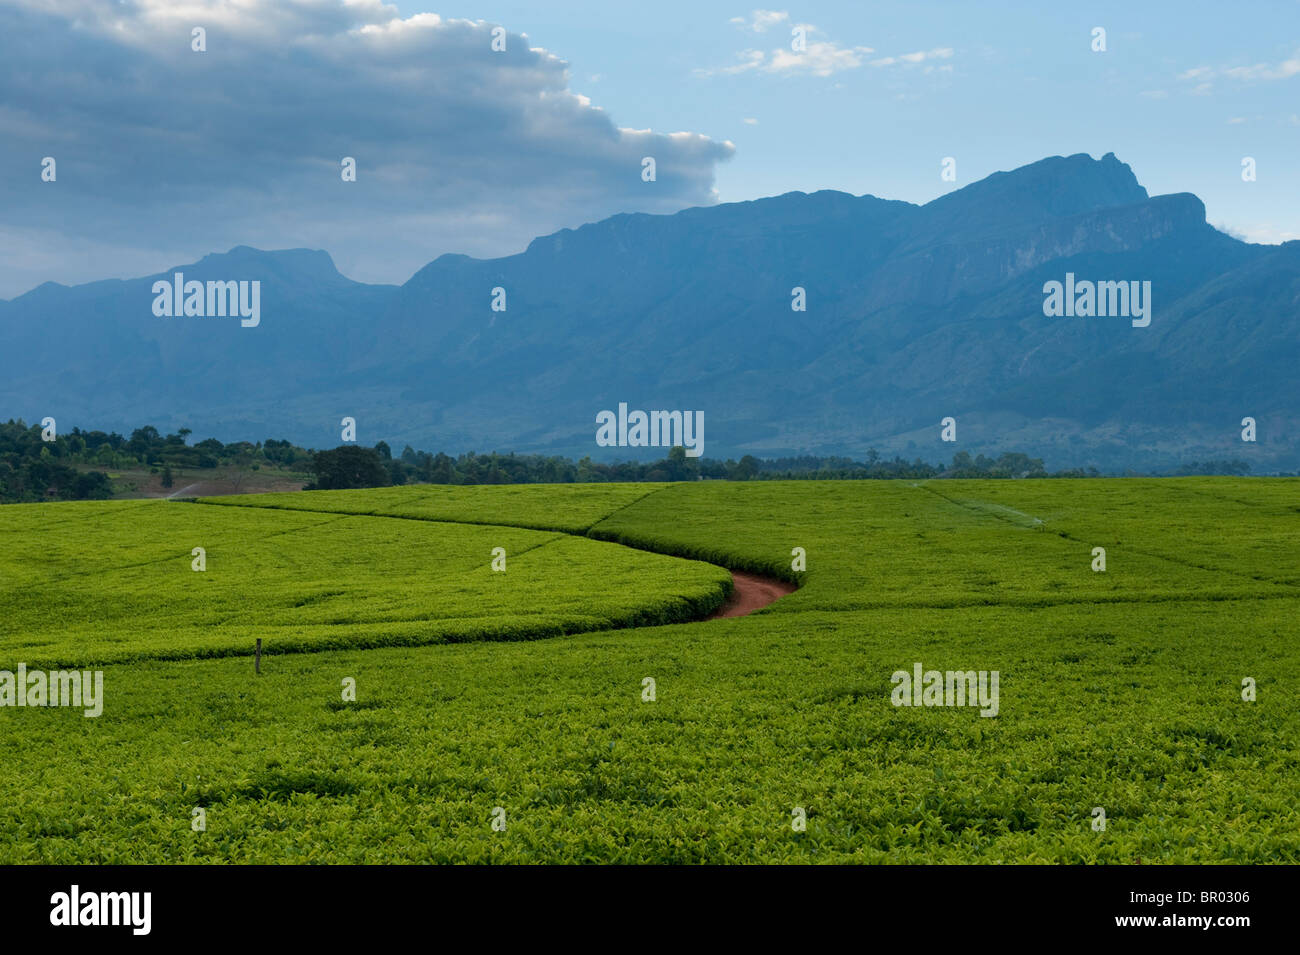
[
  {"xmin": 989, "ymin": 193, "xmax": 1210, "ymax": 278},
  {"xmin": 1, "ymin": 153, "xmax": 1295, "ymax": 470},
  {"xmin": 905, "ymin": 153, "xmax": 1148, "ymax": 236}
]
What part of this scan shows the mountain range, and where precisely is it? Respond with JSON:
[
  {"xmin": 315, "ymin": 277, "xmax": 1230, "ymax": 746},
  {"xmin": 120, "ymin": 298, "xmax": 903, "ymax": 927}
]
[{"xmin": 3, "ymin": 151, "xmax": 1297, "ymax": 471}]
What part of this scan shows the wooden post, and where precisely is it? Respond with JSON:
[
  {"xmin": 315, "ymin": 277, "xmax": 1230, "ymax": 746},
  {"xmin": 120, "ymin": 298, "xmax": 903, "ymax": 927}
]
[{"xmin": 255, "ymin": 638, "xmax": 262, "ymax": 674}]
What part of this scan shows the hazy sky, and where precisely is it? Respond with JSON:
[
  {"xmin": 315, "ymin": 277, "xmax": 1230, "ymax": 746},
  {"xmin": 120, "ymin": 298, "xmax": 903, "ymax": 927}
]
[{"xmin": 2, "ymin": 0, "xmax": 1297, "ymax": 298}]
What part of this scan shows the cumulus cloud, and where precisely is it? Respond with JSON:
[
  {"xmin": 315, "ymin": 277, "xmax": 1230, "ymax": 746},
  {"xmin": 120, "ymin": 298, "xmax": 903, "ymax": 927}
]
[{"xmin": 0, "ymin": 0, "xmax": 734, "ymax": 297}]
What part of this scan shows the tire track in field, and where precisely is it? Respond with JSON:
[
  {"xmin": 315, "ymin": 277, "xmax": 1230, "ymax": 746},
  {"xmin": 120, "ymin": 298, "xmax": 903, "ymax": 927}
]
[
  {"xmin": 0, "ymin": 498, "xmax": 154, "ymax": 538},
  {"xmin": 188, "ymin": 503, "xmax": 569, "ymax": 572},
  {"xmin": 580, "ymin": 484, "xmax": 674, "ymax": 534},
  {"xmin": 32, "ymin": 512, "xmax": 350, "ymax": 586},
  {"xmin": 912, "ymin": 481, "xmax": 1300, "ymax": 594}
]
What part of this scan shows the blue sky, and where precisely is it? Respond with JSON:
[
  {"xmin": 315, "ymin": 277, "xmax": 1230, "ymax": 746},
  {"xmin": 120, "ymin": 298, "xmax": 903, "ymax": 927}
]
[
  {"xmin": 1, "ymin": 0, "xmax": 1297, "ymax": 297},
  {"xmin": 487, "ymin": 0, "xmax": 1300, "ymax": 234}
]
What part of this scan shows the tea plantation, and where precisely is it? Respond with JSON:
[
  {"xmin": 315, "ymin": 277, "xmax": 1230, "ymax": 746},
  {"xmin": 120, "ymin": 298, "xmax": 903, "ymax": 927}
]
[{"xmin": 0, "ymin": 479, "xmax": 1295, "ymax": 862}]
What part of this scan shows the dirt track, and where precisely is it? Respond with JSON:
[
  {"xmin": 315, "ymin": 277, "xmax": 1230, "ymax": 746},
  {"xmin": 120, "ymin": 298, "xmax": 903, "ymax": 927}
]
[{"xmin": 708, "ymin": 570, "xmax": 796, "ymax": 618}]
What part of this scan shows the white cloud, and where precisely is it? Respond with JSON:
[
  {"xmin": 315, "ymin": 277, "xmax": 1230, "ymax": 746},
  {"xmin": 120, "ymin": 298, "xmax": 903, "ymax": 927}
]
[
  {"xmin": 1224, "ymin": 53, "xmax": 1300, "ymax": 81},
  {"xmin": 701, "ymin": 24, "xmax": 949, "ymax": 79},
  {"xmin": 731, "ymin": 10, "xmax": 790, "ymax": 32},
  {"xmin": 767, "ymin": 40, "xmax": 876, "ymax": 76},
  {"xmin": 870, "ymin": 47, "xmax": 953, "ymax": 68},
  {"xmin": 1177, "ymin": 50, "xmax": 1300, "ymax": 87},
  {"xmin": 0, "ymin": 0, "xmax": 734, "ymax": 297},
  {"xmin": 1224, "ymin": 223, "xmax": 1300, "ymax": 244},
  {"xmin": 742, "ymin": 117, "xmax": 759, "ymax": 125},
  {"xmin": 704, "ymin": 48, "xmax": 766, "ymax": 75}
]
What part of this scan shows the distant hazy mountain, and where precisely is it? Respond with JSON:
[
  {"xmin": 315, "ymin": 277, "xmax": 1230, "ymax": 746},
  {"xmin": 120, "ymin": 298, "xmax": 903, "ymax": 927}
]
[{"xmin": 2, "ymin": 152, "xmax": 1296, "ymax": 470}]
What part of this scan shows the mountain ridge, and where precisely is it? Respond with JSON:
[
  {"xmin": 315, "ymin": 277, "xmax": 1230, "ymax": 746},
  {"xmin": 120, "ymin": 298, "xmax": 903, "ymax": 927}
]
[{"xmin": 2, "ymin": 152, "xmax": 1296, "ymax": 470}]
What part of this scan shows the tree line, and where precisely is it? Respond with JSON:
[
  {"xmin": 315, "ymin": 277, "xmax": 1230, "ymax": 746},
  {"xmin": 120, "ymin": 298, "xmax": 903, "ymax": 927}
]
[
  {"xmin": 1, "ymin": 417, "xmax": 1260, "ymax": 502},
  {"xmin": 0, "ymin": 419, "xmax": 311, "ymax": 502},
  {"xmin": 311, "ymin": 444, "xmax": 1120, "ymax": 489}
]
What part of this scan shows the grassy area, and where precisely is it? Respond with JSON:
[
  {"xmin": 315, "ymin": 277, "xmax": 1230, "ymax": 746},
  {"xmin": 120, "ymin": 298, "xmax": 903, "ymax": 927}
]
[
  {"xmin": 204, "ymin": 482, "xmax": 660, "ymax": 534},
  {"xmin": 589, "ymin": 478, "xmax": 1300, "ymax": 607},
  {"xmin": 0, "ymin": 498, "xmax": 729, "ymax": 666},
  {"xmin": 0, "ymin": 479, "xmax": 1296, "ymax": 863}
]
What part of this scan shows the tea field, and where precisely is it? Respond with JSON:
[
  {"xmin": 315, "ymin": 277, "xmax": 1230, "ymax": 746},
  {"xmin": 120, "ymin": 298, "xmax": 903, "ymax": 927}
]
[
  {"xmin": 0, "ymin": 497, "xmax": 730, "ymax": 666},
  {"xmin": 0, "ymin": 479, "xmax": 1296, "ymax": 863}
]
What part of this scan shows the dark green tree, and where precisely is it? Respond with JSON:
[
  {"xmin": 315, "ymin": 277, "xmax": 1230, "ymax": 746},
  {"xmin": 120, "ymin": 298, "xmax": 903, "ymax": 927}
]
[{"xmin": 308, "ymin": 445, "xmax": 390, "ymax": 490}]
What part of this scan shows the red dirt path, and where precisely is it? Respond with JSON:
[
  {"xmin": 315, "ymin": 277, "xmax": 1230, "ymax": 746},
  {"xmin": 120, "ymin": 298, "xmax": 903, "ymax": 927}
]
[{"xmin": 708, "ymin": 570, "xmax": 797, "ymax": 618}]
